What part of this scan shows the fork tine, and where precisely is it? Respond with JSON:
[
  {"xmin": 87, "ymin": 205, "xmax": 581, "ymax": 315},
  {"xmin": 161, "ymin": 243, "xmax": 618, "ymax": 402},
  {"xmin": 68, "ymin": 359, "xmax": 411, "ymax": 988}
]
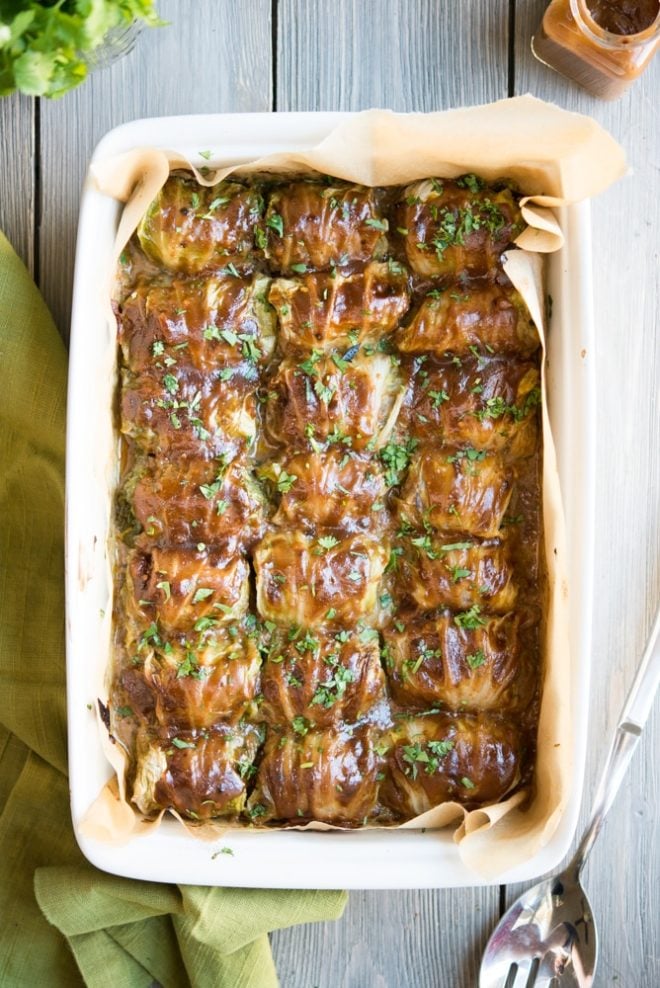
[
  {"xmin": 503, "ymin": 964, "xmax": 518, "ymax": 988},
  {"xmin": 524, "ymin": 957, "xmax": 541, "ymax": 987}
]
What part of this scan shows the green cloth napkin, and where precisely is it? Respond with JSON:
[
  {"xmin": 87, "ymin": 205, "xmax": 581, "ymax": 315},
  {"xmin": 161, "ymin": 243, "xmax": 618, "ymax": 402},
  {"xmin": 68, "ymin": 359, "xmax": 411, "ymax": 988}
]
[{"xmin": 0, "ymin": 230, "xmax": 347, "ymax": 988}]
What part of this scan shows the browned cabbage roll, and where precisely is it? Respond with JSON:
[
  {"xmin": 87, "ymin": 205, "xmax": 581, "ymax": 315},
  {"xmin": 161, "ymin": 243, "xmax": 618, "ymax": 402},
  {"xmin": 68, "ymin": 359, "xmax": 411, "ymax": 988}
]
[
  {"xmin": 126, "ymin": 545, "xmax": 249, "ymax": 633},
  {"xmin": 398, "ymin": 445, "xmax": 512, "ymax": 538},
  {"xmin": 132, "ymin": 724, "xmax": 262, "ymax": 819},
  {"xmin": 403, "ymin": 357, "xmax": 540, "ymax": 458},
  {"xmin": 267, "ymin": 450, "xmax": 387, "ymax": 534},
  {"xmin": 380, "ymin": 713, "xmax": 521, "ymax": 816},
  {"xmin": 382, "ymin": 612, "xmax": 532, "ymax": 712},
  {"xmin": 119, "ymin": 629, "xmax": 261, "ymax": 729},
  {"xmin": 269, "ymin": 262, "xmax": 410, "ymax": 354},
  {"xmin": 121, "ymin": 364, "xmax": 257, "ymax": 460},
  {"xmin": 397, "ymin": 535, "xmax": 517, "ymax": 614},
  {"xmin": 137, "ymin": 175, "xmax": 262, "ymax": 273},
  {"xmin": 265, "ymin": 351, "xmax": 404, "ymax": 452},
  {"xmin": 247, "ymin": 726, "xmax": 379, "ymax": 825},
  {"xmin": 397, "ymin": 284, "xmax": 539, "ymax": 357},
  {"xmin": 128, "ymin": 455, "xmax": 265, "ymax": 548},
  {"xmin": 260, "ymin": 627, "xmax": 387, "ymax": 729},
  {"xmin": 117, "ymin": 273, "xmax": 275, "ymax": 373},
  {"xmin": 263, "ymin": 182, "xmax": 388, "ymax": 273},
  {"xmin": 396, "ymin": 177, "xmax": 523, "ymax": 279},
  {"xmin": 254, "ymin": 530, "xmax": 388, "ymax": 627}
]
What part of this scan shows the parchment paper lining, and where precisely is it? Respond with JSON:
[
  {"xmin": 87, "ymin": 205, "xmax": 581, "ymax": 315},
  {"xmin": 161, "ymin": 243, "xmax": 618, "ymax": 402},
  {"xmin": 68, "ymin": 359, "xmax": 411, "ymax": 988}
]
[{"xmin": 80, "ymin": 97, "xmax": 625, "ymax": 878}]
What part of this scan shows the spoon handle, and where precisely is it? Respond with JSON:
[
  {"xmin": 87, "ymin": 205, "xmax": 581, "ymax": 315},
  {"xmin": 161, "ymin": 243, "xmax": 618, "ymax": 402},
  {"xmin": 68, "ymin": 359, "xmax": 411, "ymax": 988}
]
[{"xmin": 571, "ymin": 603, "xmax": 660, "ymax": 877}]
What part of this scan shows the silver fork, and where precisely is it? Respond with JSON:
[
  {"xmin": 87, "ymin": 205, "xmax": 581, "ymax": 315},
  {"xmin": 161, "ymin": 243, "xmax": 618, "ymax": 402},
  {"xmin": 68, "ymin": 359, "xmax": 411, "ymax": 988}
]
[{"xmin": 479, "ymin": 604, "xmax": 660, "ymax": 988}]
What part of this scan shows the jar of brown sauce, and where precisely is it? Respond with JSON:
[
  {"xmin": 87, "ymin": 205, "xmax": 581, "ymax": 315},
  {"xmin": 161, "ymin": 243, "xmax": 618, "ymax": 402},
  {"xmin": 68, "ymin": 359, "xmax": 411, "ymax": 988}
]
[{"xmin": 532, "ymin": 0, "xmax": 660, "ymax": 99}]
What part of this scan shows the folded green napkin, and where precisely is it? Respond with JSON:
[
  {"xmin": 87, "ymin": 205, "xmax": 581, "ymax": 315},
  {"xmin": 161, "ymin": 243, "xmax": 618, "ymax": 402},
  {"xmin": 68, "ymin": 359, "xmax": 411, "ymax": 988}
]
[{"xmin": 0, "ymin": 230, "xmax": 347, "ymax": 987}]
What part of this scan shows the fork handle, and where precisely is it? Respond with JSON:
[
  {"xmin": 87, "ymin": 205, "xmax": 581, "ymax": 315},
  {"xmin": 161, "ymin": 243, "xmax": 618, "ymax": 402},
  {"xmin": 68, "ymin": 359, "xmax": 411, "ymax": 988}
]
[{"xmin": 570, "ymin": 604, "xmax": 660, "ymax": 877}]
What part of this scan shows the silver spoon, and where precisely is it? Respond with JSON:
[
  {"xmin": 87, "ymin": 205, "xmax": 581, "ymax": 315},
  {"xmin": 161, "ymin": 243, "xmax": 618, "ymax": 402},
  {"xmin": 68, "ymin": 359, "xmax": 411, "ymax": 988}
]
[{"xmin": 480, "ymin": 605, "xmax": 660, "ymax": 988}]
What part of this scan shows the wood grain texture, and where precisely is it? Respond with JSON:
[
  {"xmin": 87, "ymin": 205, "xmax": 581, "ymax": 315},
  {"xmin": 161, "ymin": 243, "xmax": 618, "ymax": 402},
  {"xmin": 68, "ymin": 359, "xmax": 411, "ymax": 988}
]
[
  {"xmin": 509, "ymin": 4, "xmax": 660, "ymax": 987},
  {"xmin": 0, "ymin": 95, "xmax": 35, "ymax": 273},
  {"xmin": 277, "ymin": 0, "xmax": 509, "ymax": 111},
  {"xmin": 272, "ymin": 887, "xmax": 500, "ymax": 988},
  {"xmin": 38, "ymin": 0, "xmax": 272, "ymax": 340}
]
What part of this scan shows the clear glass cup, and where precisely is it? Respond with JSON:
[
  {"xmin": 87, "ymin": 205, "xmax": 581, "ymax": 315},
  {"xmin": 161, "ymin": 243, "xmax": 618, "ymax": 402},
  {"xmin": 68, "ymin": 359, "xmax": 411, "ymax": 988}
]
[{"xmin": 532, "ymin": 0, "xmax": 660, "ymax": 99}]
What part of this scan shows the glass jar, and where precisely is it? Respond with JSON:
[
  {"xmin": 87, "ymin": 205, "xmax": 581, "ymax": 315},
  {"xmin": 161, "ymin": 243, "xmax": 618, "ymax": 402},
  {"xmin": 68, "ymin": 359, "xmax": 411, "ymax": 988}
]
[{"xmin": 532, "ymin": 0, "xmax": 660, "ymax": 99}]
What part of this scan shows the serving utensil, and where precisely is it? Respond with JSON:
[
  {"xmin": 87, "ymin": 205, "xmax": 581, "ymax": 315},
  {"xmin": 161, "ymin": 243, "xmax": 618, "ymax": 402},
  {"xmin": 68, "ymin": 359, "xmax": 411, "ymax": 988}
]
[{"xmin": 480, "ymin": 605, "xmax": 660, "ymax": 988}]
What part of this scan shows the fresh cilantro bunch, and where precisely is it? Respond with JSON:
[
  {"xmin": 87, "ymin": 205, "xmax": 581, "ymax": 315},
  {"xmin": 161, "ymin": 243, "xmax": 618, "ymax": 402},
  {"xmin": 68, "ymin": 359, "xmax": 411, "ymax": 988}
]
[{"xmin": 0, "ymin": 1, "xmax": 162, "ymax": 98}]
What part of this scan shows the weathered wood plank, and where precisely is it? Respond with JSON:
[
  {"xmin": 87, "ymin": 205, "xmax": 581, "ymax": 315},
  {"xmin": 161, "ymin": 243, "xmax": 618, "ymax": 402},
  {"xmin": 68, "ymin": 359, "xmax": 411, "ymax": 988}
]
[
  {"xmin": 277, "ymin": 0, "xmax": 509, "ymax": 111},
  {"xmin": 271, "ymin": 2, "xmax": 511, "ymax": 984},
  {"xmin": 272, "ymin": 886, "xmax": 500, "ymax": 988},
  {"xmin": 38, "ymin": 0, "xmax": 273, "ymax": 341},
  {"xmin": 0, "ymin": 95, "xmax": 35, "ymax": 273},
  {"xmin": 508, "ymin": 5, "xmax": 660, "ymax": 987}
]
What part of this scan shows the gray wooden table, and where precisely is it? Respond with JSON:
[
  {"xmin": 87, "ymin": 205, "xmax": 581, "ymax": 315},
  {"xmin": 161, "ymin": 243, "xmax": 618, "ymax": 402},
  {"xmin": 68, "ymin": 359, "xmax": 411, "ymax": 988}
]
[{"xmin": 2, "ymin": 1, "xmax": 658, "ymax": 985}]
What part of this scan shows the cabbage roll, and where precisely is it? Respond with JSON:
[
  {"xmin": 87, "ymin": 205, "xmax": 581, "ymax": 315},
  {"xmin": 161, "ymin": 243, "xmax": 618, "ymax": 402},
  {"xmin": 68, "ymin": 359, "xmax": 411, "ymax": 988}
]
[
  {"xmin": 382, "ymin": 612, "xmax": 531, "ymax": 711},
  {"xmin": 265, "ymin": 351, "xmax": 404, "ymax": 452},
  {"xmin": 399, "ymin": 445, "xmax": 512, "ymax": 538},
  {"xmin": 132, "ymin": 724, "xmax": 261, "ymax": 819},
  {"xmin": 397, "ymin": 284, "xmax": 538, "ymax": 358},
  {"xmin": 396, "ymin": 177, "xmax": 523, "ymax": 279},
  {"xmin": 269, "ymin": 261, "xmax": 410, "ymax": 354},
  {"xmin": 121, "ymin": 629, "xmax": 262, "ymax": 729},
  {"xmin": 247, "ymin": 726, "xmax": 379, "ymax": 825},
  {"xmin": 260, "ymin": 627, "xmax": 387, "ymax": 729},
  {"xmin": 268, "ymin": 450, "xmax": 387, "ymax": 534},
  {"xmin": 380, "ymin": 713, "xmax": 521, "ymax": 816},
  {"xmin": 263, "ymin": 182, "xmax": 388, "ymax": 274},
  {"xmin": 127, "ymin": 545, "xmax": 249, "ymax": 633},
  {"xmin": 254, "ymin": 530, "xmax": 388, "ymax": 628},
  {"xmin": 117, "ymin": 273, "xmax": 275, "ymax": 373},
  {"xmin": 129, "ymin": 455, "xmax": 266, "ymax": 548},
  {"xmin": 137, "ymin": 175, "xmax": 262, "ymax": 273},
  {"xmin": 121, "ymin": 364, "xmax": 257, "ymax": 460},
  {"xmin": 404, "ymin": 357, "xmax": 540, "ymax": 458},
  {"xmin": 398, "ymin": 535, "xmax": 517, "ymax": 614}
]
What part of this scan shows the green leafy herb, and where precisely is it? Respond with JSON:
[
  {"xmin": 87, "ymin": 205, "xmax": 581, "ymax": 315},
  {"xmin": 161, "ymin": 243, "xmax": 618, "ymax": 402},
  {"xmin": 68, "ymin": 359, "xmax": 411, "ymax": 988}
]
[
  {"xmin": 364, "ymin": 217, "xmax": 389, "ymax": 232},
  {"xmin": 466, "ymin": 649, "xmax": 486, "ymax": 669},
  {"xmin": 192, "ymin": 588, "xmax": 214, "ymax": 604},
  {"xmin": 454, "ymin": 605, "xmax": 487, "ymax": 630},
  {"xmin": 290, "ymin": 263, "xmax": 308, "ymax": 274},
  {"xmin": 277, "ymin": 471, "xmax": 297, "ymax": 493},
  {"xmin": 380, "ymin": 437, "xmax": 419, "ymax": 487},
  {"xmin": 266, "ymin": 213, "xmax": 284, "ymax": 237},
  {"xmin": 317, "ymin": 534, "xmax": 340, "ymax": 552},
  {"xmin": 171, "ymin": 737, "xmax": 196, "ymax": 750}
]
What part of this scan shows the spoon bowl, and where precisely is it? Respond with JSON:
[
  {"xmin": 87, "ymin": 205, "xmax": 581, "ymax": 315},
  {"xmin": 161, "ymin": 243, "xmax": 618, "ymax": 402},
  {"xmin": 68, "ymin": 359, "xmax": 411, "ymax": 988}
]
[{"xmin": 479, "ymin": 865, "xmax": 597, "ymax": 987}]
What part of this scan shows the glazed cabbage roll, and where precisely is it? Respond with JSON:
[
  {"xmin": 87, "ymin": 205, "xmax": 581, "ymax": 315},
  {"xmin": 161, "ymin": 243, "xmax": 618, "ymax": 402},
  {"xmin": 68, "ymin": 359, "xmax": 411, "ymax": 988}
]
[
  {"xmin": 247, "ymin": 726, "xmax": 379, "ymax": 825},
  {"xmin": 137, "ymin": 175, "xmax": 262, "ymax": 273},
  {"xmin": 268, "ymin": 450, "xmax": 388, "ymax": 534},
  {"xmin": 123, "ymin": 629, "xmax": 262, "ymax": 729},
  {"xmin": 132, "ymin": 724, "xmax": 262, "ymax": 819},
  {"xmin": 396, "ymin": 177, "xmax": 523, "ymax": 279},
  {"xmin": 263, "ymin": 182, "xmax": 388, "ymax": 274},
  {"xmin": 398, "ymin": 445, "xmax": 512, "ymax": 538},
  {"xmin": 121, "ymin": 364, "xmax": 257, "ymax": 460},
  {"xmin": 382, "ymin": 611, "xmax": 531, "ymax": 711},
  {"xmin": 404, "ymin": 357, "xmax": 540, "ymax": 458},
  {"xmin": 254, "ymin": 530, "xmax": 388, "ymax": 628},
  {"xmin": 398, "ymin": 534, "xmax": 517, "ymax": 614},
  {"xmin": 397, "ymin": 284, "xmax": 539, "ymax": 358},
  {"xmin": 260, "ymin": 626, "xmax": 387, "ymax": 729},
  {"xmin": 269, "ymin": 261, "xmax": 410, "ymax": 354},
  {"xmin": 265, "ymin": 351, "xmax": 404, "ymax": 452},
  {"xmin": 117, "ymin": 273, "xmax": 275, "ymax": 373},
  {"xmin": 127, "ymin": 545, "xmax": 249, "ymax": 633},
  {"xmin": 128, "ymin": 455, "xmax": 266, "ymax": 548},
  {"xmin": 380, "ymin": 713, "xmax": 521, "ymax": 816}
]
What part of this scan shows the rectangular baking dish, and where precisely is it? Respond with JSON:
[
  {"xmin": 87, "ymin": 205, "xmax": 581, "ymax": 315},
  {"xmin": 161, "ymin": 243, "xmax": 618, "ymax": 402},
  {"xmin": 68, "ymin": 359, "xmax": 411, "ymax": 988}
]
[{"xmin": 65, "ymin": 112, "xmax": 595, "ymax": 889}]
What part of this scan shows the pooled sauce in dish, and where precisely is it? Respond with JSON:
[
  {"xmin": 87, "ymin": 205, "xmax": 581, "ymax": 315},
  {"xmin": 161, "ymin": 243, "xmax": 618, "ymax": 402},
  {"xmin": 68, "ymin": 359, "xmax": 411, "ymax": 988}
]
[
  {"xmin": 109, "ymin": 171, "xmax": 545, "ymax": 828},
  {"xmin": 588, "ymin": 0, "xmax": 659, "ymax": 35}
]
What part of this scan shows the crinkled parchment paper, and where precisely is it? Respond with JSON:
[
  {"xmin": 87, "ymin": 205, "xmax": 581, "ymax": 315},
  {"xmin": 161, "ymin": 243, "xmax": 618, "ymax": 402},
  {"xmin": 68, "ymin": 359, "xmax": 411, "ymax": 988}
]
[{"xmin": 80, "ymin": 96, "xmax": 625, "ymax": 878}]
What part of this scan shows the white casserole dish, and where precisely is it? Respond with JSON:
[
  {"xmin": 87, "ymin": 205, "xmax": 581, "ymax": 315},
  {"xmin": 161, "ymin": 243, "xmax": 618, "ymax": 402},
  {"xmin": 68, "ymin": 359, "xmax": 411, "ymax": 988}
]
[{"xmin": 65, "ymin": 112, "xmax": 594, "ymax": 889}]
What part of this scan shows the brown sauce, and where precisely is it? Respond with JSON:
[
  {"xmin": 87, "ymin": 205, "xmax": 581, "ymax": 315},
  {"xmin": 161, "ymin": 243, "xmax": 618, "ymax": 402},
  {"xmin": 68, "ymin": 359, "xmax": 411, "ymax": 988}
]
[
  {"xmin": 588, "ymin": 0, "xmax": 659, "ymax": 35},
  {"xmin": 111, "ymin": 171, "xmax": 544, "ymax": 826}
]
